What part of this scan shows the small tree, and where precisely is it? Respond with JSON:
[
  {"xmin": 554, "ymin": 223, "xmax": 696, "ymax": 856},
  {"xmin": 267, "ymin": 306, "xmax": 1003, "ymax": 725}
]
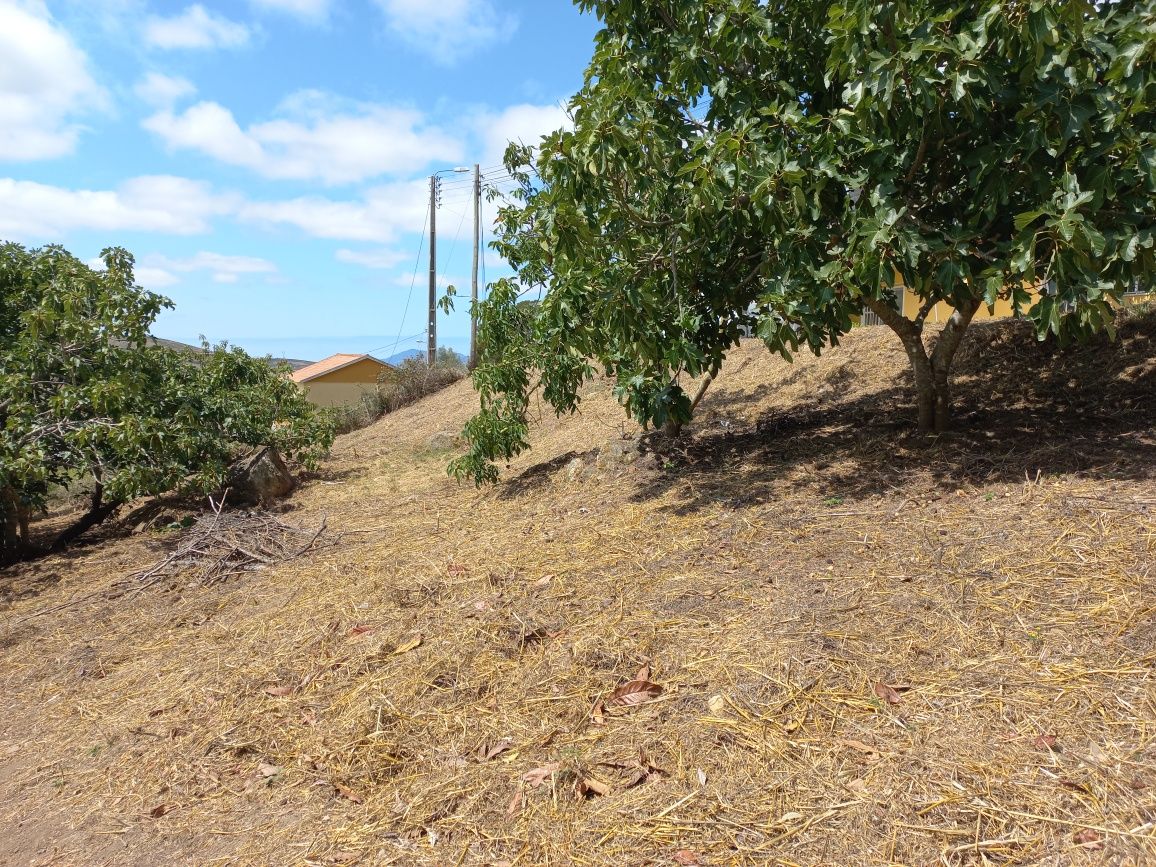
[
  {"xmin": 0, "ymin": 242, "xmax": 333, "ymax": 563},
  {"xmin": 450, "ymin": 0, "xmax": 1155, "ymax": 483}
]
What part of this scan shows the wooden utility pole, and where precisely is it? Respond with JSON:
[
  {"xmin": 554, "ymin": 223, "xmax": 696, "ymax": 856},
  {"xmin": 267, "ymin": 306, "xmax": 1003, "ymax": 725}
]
[
  {"xmin": 470, "ymin": 163, "xmax": 481, "ymax": 368},
  {"xmin": 427, "ymin": 174, "xmax": 437, "ymax": 366}
]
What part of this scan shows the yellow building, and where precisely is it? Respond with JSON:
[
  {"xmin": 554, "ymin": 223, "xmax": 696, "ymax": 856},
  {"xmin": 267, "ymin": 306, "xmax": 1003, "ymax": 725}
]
[
  {"xmin": 859, "ymin": 281, "xmax": 1151, "ymax": 327},
  {"xmin": 291, "ymin": 353, "xmax": 394, "ymax": 408}
]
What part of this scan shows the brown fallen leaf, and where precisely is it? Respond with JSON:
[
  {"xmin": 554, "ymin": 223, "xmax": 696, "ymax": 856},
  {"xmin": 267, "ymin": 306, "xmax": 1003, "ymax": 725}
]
[
  {"xmin": 506, "ymin": 788, "xmax": 524, "ymax": 817},
  {"xmin": 1073, "ymin": 828, "xmax": 1103, "ymax": 849},
  {"xmin": 334, "ymin": 782, "xmax": 363, "ymax": 804},
  {"xmin": 301, "ymin": 708, "xmax": 317, "ymax": 726},
  {"xmin": 591, "ymin": 700, "xmax": 606, "ymax": 724},
  {"xmin": 673, "ymin": 850, "xmax": 701, "ymax": 866},
  {"xmin": 578, "ymin": 776, "xmax": 610, "ymax": 797},
  {"xmin": 297, "ymin": 669, "xmax": 320, "ymax": 691},
  {"xmin": 624, "ymin": 766, "xmax": 659, "ymax": 788},
  {"xmin": 478, "ymin": 738, "xmax": 513, "ymax": 761},
  {"xmin": 608, "ymin": 680, "xmax": 663, "ymax": 707},
  {"xmin": 841, "ymin": 739, "xmax": 879, "ymax": 756},
  {"xmin": 447, "ymin": 563, "xmax": 469, "ymax": 576},
  {"xmin": 635, "ymin": 662, "xmax": 651, "ymax": 682},
  {"xmin": 392, "ymin": 634, "xmax": 423, "ymax": 655},
  {"xmin": 1033, "ymin": 733, "xmax": 1059, "ymax": 751},
  {"xmin": 521, "ymin": 763, "xmax": 560, "ymax": 788},
  {"xmin": 532, "ymin": 575, "xmax": 553, "ymax": 589},
  {"xmin": 872, "ymin": 681, "xmax": 901, "ymax": 705},
  {"xmin": 264, "ymin": 684, "xmax": 295, "ymax": 697},
  {"xmin": 148, "ymin": 804, "xmax": 168, "ymax": 819},
  {"xmin": 347, "ymin": 624, "xmax": 376, "ymax": 638},
  {"xmin": 620, "ymin": 748, "xmax": 666, "ymax": 789},
  {"xmin": 258, "ymin": 763, "xmax": 281, "ymax": 778}
]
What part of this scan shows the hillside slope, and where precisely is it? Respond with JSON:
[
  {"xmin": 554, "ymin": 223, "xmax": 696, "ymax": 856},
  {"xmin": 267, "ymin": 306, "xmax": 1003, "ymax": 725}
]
[{"xmin": 1, "ymin": 315, "xmax": 1154, "ymax": 866}]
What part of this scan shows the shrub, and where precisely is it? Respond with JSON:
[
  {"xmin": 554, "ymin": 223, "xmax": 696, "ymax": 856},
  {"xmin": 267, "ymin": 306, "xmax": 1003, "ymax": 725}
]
[
  {"xmin": 329, "ymin": 349, "xmax": 466, "ymax": 434},
  {"xmin": 0, "ymin": 242, "xmax": 334, "ymax": 562}
]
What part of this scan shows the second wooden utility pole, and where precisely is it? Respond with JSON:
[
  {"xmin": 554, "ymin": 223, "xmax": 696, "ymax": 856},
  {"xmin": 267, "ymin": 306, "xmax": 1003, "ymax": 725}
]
[
  {"xmin": 427, "ymin": 174, "xmax": 438, "ymax": 366},
  {"xmin": 470, "ymin": 164, "xmax": 480, "ymax": 368}
]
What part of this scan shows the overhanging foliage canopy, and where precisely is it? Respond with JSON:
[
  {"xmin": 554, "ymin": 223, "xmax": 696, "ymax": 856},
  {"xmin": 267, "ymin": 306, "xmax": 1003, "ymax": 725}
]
[{"xmin": 451, "ymin": 0, "xmax": 1155, "ymax": 483}]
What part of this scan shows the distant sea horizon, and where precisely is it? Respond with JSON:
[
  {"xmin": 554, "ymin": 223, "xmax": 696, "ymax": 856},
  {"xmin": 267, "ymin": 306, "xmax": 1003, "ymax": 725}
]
[{"xmin": 151, "ymin": 334, "xmax": 472, "ymax": 366}]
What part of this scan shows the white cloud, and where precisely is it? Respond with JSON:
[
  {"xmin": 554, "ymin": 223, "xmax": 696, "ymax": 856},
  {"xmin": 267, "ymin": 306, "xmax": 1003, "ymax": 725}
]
[
  {"xmin": 392, "ymin": 272, "xmax": 459, "ymax": 291},
  {"xmin": 150, "ymin": 250, "xmax": 277, "ymax": 276},
  {"xmin": 143, "ymin": 4, "xmax": 250, "ymax": 50},
  {"xmin": 143, "ymin": 93, "xmax": 462, "ymax": 184},
  {"xmin": 240, "ymin": 179, "xmax": 429, "ymax": 241},
  {"xmin": 90, "ymin": 250, "xmax": 275, "ymax": 288},
  {"xmin": 0, "ymin": 175, "xmax": 237, "ymax": 239},
  {"xmin": 474, "ymin": 101, "xmax": 570, "ymax": 167},
  {"xmin": 131, "ymin": 251, "xmax": 278, "ymax": 287},
  {"xmin": 336, "ymin": 247, "xmax": 409, "ymax": 269},
  {"xmin": 0, "ymin": 172, "xmax": 427, "ymax": 245},
  {"xmin": 0, "ymin": 0, "xmax": 109, "ymax": 161},
  {"xmin": 249, "ymin": 0, "xmax": 332, "ymax": 22},
  {"xmin": 134, "ymin": 72, "xmax": 196, "ymax": 108},
  {"xmin": 374, "ymin": 0, "xmax": 516, "ymax": 64},
  {"xmin": 135, "ymin": 265, "xmax": 180, "ymax": 288}
]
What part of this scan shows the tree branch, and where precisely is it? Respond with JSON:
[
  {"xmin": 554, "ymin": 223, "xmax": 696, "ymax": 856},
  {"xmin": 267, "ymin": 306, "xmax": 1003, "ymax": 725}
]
[
  {"xmin": 930, "ymin": 296, "xmax": 981, "ymax": 374},
  {"xmin": 913, "ymin": 296, "xmax": 939, "ymax": 328},
  {"xmin": 863, "ymin": 293, "xmax": 919, "ymax": 342},
  {"xmin": 903, "ymin": 126, "xmax": 930, "ymax": 185}
]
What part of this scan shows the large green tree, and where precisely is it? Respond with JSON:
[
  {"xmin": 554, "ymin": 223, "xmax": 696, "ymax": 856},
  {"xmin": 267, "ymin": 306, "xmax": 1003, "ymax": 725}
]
[
  {"xmin": 1, "ymin": 243, "xmax": 333, "ymax": 563},
  {"xmin": 451, "ymin": 0, "xmax": 1155, "ymax": 484}
]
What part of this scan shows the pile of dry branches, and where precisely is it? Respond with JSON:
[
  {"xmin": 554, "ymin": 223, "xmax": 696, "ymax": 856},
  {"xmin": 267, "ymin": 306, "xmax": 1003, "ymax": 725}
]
[{"xmin": 119, "ymin": 502, "xmax": 329, "ymax": 595}]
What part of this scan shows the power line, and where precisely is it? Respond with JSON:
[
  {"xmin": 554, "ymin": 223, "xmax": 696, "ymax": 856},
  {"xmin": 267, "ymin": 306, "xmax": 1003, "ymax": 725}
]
[
  {"xmin": 438, "ymin": 204, "xmax": 469, "ymax": 292},
  {"xmin": 367, "ymin": 329, "xmax": 426, "ymax": 357},
  {"xmin": 388, "ymin": 199, "xmax": 430, "ymax": 358}
]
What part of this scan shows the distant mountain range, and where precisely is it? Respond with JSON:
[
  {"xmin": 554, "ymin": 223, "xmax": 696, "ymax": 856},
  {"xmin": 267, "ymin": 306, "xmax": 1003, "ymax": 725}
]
[
  {"xmin": 384, "ymin": 348, "xmax": 423, "ymax": 364},
  {"xmin": 147, "ymin": 337, "xmax": 464, "ymax": 371},
  {"xmin": 146, "ymin": 336, "xmax": 313, "ymax": 371},
  {"xmin": 384, "ymin": 348, "xmax": 467, "ymax": 365}
]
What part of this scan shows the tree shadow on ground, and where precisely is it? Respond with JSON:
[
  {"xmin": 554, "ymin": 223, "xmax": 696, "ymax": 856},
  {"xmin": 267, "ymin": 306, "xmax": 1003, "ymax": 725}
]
[
  {"xmin": 632, "ymin": 313, "xmax": 1156, "ymax": 515},
  {"xmin": 498, "ymin": 450, "xmax": 592, "ymax": 499}
]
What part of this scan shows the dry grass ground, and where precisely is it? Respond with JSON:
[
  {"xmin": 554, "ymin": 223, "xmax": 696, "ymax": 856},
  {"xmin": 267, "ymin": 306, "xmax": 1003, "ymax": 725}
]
[{"xmin": 1, "ymin": 314, "xmax": 1154, "ymax": 867}]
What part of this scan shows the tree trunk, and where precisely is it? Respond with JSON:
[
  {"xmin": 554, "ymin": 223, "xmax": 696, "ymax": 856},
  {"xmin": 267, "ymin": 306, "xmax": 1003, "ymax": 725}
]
[
  {"xmin": 864, "ymin": 294, "xmax": 979, "ymax": 434},
  {"xmin": 661, "ymin": 370, "xmax": 716, "ymax": 438},
  {"xmin": 928, "ymin": 298, "xmax": 980, "ymax": 434},
  {"xmin": 902, "ymin": 335, "xmax": 936, "ymax": 434},
  {"xmin": 49, "ymin": 483, "xmax": 118, "ymax": 553},
  {"xmin": 1, "ymin": 486, "xmax": 26, "ymax": 565}
]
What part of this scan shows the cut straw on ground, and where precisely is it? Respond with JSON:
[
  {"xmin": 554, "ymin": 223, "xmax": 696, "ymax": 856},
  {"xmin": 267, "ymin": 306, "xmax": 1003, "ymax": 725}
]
[{"xmin": 1, "ymin": 313, "xmax": 1154, "ymax": 865}]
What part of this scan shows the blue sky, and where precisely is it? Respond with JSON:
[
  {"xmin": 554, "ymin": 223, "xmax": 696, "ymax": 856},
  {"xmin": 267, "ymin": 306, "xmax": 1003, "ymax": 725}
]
[{"xmin": 0, "ymin": 0, "xmax": 599, "ymax": 361}]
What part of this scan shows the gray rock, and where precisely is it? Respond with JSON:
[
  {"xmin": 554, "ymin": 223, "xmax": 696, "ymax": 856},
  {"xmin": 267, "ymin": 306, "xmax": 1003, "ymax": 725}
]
[
  {"xmin": 426, "ymin": 430, "xmax": 460, "ymax": 452},
  {"xmin": 564, "ymin": 457, "xmax": 585, "ymax": 482},
  {"xmin": 228, "ymin": 446, "xmax": 295, "ymax": 505},
  {"xmin": 596, "ymin": 438, "xmax": 639, "ymax": 467}
]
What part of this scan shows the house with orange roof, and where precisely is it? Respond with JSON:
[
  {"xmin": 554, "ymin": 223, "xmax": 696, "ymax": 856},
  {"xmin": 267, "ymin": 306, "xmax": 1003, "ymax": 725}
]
[{"xmin": 290, "ymin": 353, "xmax": 394, "ymax": 408}]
